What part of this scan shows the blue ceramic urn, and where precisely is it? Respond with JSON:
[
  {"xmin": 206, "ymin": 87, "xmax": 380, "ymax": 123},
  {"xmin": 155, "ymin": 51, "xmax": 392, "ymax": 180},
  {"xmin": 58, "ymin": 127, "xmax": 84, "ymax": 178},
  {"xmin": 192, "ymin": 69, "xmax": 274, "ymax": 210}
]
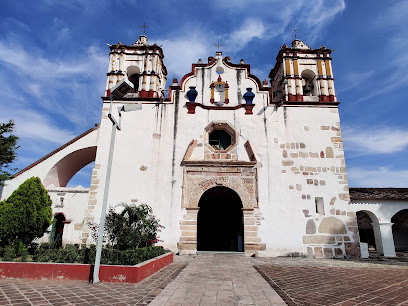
[
  {"xmin": 243, "ymin": 88, "xmax": 255, "ymax": 104},
  {"xmin": 187, "ymin": 86, "xmax": 198, "ymax": 103}
]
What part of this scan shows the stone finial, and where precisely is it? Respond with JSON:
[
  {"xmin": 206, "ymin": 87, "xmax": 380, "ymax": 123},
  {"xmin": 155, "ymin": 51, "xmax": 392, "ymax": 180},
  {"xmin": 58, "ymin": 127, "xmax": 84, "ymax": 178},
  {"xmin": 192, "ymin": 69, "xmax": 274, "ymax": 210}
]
[
  {"xmin": 172, "ymin": 78, "xmax": 178, "ymax": 86},
  {"xmin": 240, "ymin": 59, "xmax": 245, "ymax": 64},
  {"xmin": 198, "ymin": 59, "xmax": 203, "ymax": 64},
  {"xmin": 262, "ymin": 79, "xmax": 269, "ymax": 86}
]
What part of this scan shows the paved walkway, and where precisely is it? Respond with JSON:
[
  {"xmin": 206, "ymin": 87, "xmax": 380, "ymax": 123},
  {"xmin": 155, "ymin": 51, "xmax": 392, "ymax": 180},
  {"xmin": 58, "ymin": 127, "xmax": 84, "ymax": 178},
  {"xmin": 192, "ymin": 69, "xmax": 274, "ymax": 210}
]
[
  {"xmin": 2, "ymin": 254, "xmax": 408, "ymax": 305},
  {"xmin": 252, "ymin": 256, "xmax": 408, "ymax": 306},
  {"xmin": 0, "ymin": 261, "xmax": 187, "ymax": 305},
  {"xmin": 149, "ymin": 254, "xmax": 285, "ymax": 305}
]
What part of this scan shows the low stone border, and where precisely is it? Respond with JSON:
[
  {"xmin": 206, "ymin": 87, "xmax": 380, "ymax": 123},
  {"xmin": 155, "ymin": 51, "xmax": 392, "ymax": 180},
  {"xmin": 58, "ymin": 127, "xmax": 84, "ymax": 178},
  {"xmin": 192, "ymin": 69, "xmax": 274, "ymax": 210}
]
[{"xmin": 0, "ymin": 252, "xmax": 173, "ymax": 284}]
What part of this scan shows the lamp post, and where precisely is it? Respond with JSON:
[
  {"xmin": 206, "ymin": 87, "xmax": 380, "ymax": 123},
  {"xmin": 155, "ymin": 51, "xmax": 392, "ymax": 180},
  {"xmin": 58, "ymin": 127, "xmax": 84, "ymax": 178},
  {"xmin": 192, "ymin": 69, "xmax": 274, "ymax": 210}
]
[{"xmin": 93, "ymin": 79, "xmax": 141, "ymax": 283}]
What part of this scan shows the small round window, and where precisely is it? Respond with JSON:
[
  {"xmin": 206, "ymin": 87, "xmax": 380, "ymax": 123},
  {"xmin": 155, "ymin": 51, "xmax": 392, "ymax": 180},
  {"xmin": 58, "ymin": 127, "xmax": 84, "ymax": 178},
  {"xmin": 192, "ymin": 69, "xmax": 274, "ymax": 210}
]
[{"xmin": 209, "ymin": 130, "xmax": 231, "ymax": 150}]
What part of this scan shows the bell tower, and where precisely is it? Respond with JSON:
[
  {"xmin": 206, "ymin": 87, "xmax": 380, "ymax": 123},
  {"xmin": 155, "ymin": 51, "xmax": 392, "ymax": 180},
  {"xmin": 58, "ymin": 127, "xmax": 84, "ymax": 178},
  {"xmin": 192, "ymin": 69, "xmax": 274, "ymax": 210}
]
[
  {"xmin": 269, "ymin": 39, "xmax": 336, "ymax": 103},
  {"xmin": 105, "ymin": 35, "xmax": 167, "ymax": 99}
]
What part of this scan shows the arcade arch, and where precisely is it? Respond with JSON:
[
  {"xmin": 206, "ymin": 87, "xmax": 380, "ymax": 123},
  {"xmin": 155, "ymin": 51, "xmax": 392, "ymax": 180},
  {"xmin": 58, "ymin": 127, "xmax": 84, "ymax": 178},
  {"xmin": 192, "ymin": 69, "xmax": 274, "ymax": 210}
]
[{"xmin": 392, "ymin": 209, "xmax": 408, "ymax": 252}]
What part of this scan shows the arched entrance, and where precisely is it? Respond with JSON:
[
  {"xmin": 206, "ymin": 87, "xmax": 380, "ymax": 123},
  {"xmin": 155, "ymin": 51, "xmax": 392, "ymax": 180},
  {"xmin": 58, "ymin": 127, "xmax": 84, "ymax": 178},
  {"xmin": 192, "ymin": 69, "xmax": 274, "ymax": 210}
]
[
  {"xmin": 50, "ymin": 213, "xmax": 65, "ymax": 248},
  {"xmin": 197, "ymin": 186, "xmax": 244, "ymax": 252},
  {"xmin": 357, "ymin": 211, "xmax": 377, "ymax": 251},
  {"xmin": 392, "ymin": 209, "xmax": 408, "ymax": 252}
]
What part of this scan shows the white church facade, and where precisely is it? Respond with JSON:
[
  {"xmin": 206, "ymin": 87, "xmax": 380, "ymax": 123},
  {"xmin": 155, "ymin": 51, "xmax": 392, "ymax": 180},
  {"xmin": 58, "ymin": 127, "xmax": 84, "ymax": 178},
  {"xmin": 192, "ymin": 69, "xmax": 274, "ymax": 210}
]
[{"xmin": 1, "ymin": 35, "xmax": 407, "ymax": 258}]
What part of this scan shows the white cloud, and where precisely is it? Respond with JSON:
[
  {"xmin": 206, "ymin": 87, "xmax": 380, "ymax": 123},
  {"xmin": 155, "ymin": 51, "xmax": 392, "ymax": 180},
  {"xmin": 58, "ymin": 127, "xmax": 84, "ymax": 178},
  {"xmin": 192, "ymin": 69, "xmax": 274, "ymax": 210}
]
[
  {"xmin": 296, "ymin": 0, "xmax": 346, "ymax": 43},
  {"xmin": 0, "ymin": 108, "xmax": 76, "ymax": 145},
  {"xmin": 154, "ymin": 0, "xmax": 346, "ymax": 79},
  {"xmin": 337, "ymin": 70, "xmax": 374, "ymax": 93},
  {"xmin": 348, "ymin": 167, "xmax": 408, "ymax": 188},
  {"xmin": 2, "ymin": 18, "xmax": 31, "ymax": 32},
  {"xmin": 355, "ymin": 0, "xmax": 408, "ymax": 102},
  {"xmin": 52, "ymin": 18, "xmax": 72, "ymax": 42},
  {"xmin": 156, "ymin": 33, "xmax": 213, "ymax": 78},
  {"xmin": 0, "ymin": 41, "xmax": 105, "ymax": 79},
  {"xmin": 0, "ymin": 38, "xmax": 106, "ymax": 128},
  {"xmin": 225, "ymin": 19, "xmax": 266, "ymax": 52},
  {"xmin": 342, "ymin": 126, "xmax": 408, "ymax": 155}
]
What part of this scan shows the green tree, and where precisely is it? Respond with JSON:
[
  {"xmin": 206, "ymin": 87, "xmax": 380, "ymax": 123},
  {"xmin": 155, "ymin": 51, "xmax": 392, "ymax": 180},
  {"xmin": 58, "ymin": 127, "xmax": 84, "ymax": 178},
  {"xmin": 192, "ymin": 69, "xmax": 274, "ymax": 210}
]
[
  {"xmin": 89, "ymin": 203, "xmax": 163, "ymax": 250},
  {"xmin": 0, "ymin": 120, "xmax": 19, "ymax": 184},
  {"xmin": 0, "ymin": 177, "xmax": 52, "ymax": 246}
]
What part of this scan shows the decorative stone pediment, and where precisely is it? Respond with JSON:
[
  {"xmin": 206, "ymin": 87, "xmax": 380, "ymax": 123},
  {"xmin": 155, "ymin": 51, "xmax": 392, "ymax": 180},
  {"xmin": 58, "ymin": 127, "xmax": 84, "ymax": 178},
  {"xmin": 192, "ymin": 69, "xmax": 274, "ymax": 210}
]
[{"xmin": 182, "ymin": 161, "xmax": 258, "ymax": 209}]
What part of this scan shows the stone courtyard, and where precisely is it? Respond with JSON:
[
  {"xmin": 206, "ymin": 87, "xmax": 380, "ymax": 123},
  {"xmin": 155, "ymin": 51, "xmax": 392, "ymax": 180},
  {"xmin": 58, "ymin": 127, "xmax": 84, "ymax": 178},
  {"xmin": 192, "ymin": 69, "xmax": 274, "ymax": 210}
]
[{"xmin": 1, "ymin": 254, "xmax": 408, "ymax": 305}]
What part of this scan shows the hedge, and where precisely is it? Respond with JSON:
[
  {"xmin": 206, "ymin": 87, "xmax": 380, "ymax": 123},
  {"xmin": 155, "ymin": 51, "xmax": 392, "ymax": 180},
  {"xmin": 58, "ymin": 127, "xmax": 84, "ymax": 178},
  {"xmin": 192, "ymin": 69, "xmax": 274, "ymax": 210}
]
[{"xmin": 27, "ymin": 244, "xmax": 165, "ymax": 265}]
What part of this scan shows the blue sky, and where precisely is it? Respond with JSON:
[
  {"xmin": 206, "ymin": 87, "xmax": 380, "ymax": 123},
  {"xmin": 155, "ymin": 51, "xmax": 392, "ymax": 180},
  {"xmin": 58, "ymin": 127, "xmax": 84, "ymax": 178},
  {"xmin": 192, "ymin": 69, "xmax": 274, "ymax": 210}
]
[{"xmin": 0, "ymin": 0, "xmax": 407, "ymax": 188}]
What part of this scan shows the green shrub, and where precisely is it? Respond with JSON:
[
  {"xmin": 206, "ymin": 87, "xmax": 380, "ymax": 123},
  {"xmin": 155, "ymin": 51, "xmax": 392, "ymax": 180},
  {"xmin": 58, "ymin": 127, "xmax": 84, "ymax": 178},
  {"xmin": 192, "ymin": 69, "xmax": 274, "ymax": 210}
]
[
  {"xmin": 32, "ymin": 244, "xmax": 165, "ymax": 265},
  {"xmin": 3, "ymin": 244, "xmax": 16, "ymax": 261},
  {"xmin": 0, "ymin": 177, "xmax": 52, "ymax": 247},
  {"xmin": 19, "ymin": 247, "xmax": 28, "ymax": 262},
  {"xmin": 89, "ymin": 203, "xmax": 164, "ymax": 250}
]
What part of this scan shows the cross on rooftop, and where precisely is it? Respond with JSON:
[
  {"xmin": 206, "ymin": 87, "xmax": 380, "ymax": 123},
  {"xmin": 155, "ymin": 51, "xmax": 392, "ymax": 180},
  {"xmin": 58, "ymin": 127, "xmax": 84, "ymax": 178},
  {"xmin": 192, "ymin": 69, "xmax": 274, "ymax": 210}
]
[
  {"xmin": 292, "ymin": 26, "xmax": 300, "ymax": 40},
  {"xmin": 141, "ymin": 23, "xmax": 149, "ymax": 35},
  {"xmin": 215, "ymin": 43, "xmax": 222, "ymax": 51}
]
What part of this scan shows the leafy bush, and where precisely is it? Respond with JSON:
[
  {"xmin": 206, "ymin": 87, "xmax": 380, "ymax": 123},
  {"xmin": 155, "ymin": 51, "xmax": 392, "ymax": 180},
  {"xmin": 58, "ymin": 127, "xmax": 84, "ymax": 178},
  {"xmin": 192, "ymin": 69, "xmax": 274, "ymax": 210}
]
[
  {"xmin": 89, "ymin": 203, "xmax": 164, "ymax": 250},
  {"xmin": 32, "ymin": 244, "xmax": 165, "ymax": 265},
  {"xmin": 2, "ymin": 244, "xmax": 16, "ymax": 262},
  {"xmin": 0, "ymin": 177, "xmax": 52, "ymax": 246}
]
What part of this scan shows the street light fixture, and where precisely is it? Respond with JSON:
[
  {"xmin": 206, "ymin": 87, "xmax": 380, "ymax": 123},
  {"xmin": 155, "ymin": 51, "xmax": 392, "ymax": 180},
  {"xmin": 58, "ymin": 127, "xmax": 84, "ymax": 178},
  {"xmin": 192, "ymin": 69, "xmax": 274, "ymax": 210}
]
[{"xmin": 93, "ymin": 79, "xmax": 141, "ymax": 283}]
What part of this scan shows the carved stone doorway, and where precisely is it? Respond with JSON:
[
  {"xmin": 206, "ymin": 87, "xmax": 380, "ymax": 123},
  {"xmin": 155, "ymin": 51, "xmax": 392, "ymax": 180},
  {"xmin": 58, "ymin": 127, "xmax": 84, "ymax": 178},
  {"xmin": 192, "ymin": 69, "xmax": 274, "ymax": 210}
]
[{"xmin": 197, "ymin": 186, "xmax": 244, "ymax": 252}]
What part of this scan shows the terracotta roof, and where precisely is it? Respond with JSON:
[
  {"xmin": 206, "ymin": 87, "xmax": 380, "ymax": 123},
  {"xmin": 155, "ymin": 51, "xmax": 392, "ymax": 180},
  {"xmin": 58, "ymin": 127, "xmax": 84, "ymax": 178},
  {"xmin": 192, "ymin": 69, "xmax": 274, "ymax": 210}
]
[
  {"xmin": 349, "ymin": 188, "xmax": 408, "ymax": 201},
  {"xmin": 13, "ymin": 125, "xmax": 99, "ymax": 178}
]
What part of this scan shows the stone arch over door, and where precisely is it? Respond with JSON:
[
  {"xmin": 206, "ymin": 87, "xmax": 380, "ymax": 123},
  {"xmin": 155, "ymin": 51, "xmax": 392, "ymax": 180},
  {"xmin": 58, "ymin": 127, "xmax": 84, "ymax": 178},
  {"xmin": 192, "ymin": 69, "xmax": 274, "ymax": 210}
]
[
  {"xmin": 186, "ymin": 177, "xmax": 257, "ymax": 210},
  {"xmin": 197, "ymin": 186, "xmax": 244, "ymax": 252},
  {"xmin": 178, "ymin": 162, "xmax": 265, "ymax": 255}
]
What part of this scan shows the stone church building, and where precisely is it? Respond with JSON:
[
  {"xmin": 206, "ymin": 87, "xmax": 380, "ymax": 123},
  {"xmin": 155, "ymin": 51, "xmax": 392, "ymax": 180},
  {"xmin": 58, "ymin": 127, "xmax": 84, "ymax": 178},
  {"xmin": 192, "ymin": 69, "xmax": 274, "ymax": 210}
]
[{"xmin": 1, "ymin": 35, "xmax": 407, "ymax": 258}]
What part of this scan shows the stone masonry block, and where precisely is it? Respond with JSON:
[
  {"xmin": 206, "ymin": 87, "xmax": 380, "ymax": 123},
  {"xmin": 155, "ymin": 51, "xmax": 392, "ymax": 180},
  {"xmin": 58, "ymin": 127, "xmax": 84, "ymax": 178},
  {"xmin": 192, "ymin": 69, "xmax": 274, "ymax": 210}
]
[
  {"xmin": 338, "ymin": 193, "xmax": 350, "ymax": 201},
  {"xmin": 306, "ymin": 219, "xmax": 316, "ymax": 234},
  {"xmin": 299, "ymin": 152, "xmax": 308, "ymax": 158},
  {"xmin": 318, "ymin": 217, "xmax": 347, "ymax": 234},
  {"xmin": 282, "ymin": 160, "xmax": 294, "ymax": 166},
  {"xmin": 302, "ymin": 235, "xmax": 336, "ymax": 244},
  {"xmin": 323, "ymin": 248, "xmax": 333, "ymax": 258},
  {"xmin": 181, "ymin": 231, "xmax": 196, "ymax": 237},
  {"xmin": 314, "ymin": 247, "xmax": 323, "ymax": 258}
]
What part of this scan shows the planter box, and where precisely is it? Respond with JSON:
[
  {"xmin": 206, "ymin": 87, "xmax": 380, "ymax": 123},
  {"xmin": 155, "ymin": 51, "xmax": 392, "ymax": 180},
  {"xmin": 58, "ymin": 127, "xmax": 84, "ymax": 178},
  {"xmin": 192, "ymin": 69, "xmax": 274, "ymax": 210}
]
[{"xmin": 0, "ymin": 252, "xmax": 173, "ymax": 283}]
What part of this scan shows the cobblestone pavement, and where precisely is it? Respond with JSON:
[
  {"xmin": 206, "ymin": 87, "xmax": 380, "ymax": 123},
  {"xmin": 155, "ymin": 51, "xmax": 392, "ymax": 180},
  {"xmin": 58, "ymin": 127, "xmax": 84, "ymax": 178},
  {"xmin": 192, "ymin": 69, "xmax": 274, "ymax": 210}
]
[
  {"xmin": 0, "ymin": 261, "xmax": 187, "ymax": 305},
  {"xmin": 2, "ymin": 255, "xmax": 408, "ymax": 306},
  {"xmin": 252, "ymin": 257, "xmax": 408, "ymax": 306},
  {"xmin": 149, "ymin": 254, "xmax": 286, "ymax": 306}
]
